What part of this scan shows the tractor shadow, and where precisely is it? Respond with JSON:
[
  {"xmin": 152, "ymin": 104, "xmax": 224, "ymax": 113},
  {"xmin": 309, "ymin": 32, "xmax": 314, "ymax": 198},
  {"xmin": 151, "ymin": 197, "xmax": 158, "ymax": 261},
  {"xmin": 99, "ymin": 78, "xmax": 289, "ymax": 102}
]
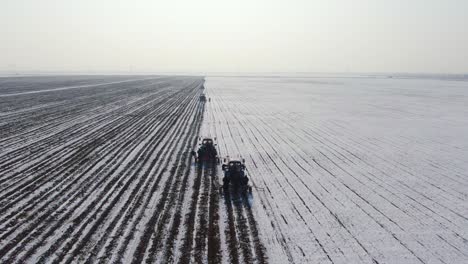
[{"xmin": 221, "ymin": 186, "xmax": 254, "ymax": 209}]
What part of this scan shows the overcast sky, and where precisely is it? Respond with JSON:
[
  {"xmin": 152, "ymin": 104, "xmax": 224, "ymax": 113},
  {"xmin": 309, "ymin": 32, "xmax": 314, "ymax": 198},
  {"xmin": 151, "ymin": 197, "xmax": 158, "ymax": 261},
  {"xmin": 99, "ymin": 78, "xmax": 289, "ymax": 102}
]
[{"xmin": 1, "ymin": 0, "xmax": 467, "ymax": 74}]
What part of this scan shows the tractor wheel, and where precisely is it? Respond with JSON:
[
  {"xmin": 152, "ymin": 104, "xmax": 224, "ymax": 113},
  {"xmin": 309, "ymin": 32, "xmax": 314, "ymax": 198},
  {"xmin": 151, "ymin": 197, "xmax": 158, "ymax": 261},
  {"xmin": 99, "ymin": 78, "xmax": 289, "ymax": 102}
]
[{"xmin": 242, "ymin": 177, "xmax": 249, "ymax": 186}]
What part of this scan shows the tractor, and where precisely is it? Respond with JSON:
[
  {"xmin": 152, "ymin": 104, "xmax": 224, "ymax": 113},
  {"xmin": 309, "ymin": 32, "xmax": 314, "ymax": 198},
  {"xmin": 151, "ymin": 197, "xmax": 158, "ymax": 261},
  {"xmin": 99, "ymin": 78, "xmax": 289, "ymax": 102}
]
[
  {"xmin": 221, "ymin": 157, "xmax": 251, "ymax": 193},
  {"xmin": 193, "ymin": 137, "xmax": 219, "ymax": 163},
  {"xmin": 199, "ymin": 94, "xmax": 206, "ymax": 102}
]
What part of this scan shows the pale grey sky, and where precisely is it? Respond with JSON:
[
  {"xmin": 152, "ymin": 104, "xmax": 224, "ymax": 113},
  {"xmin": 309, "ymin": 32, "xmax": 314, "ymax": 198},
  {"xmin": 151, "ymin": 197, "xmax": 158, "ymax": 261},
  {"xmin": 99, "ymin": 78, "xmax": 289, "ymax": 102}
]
[{"xmin": 1, "ymin": 0, "xmax": 467, "ymax": 73}]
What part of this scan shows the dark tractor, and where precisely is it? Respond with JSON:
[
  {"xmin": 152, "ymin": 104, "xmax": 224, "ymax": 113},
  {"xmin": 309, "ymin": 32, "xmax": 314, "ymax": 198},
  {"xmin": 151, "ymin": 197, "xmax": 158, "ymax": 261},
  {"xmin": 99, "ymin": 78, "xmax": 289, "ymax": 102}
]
[
  {"xmin": 193, "ymin": 137, "xmax": 219, "ymax": 163},
  {"xmin": 222, "ymin": 158, "xmax": 251, "ymax": 192},
  {"xmin": 199, "ymin": 94, "xmax": 206, "ymax": 102}
]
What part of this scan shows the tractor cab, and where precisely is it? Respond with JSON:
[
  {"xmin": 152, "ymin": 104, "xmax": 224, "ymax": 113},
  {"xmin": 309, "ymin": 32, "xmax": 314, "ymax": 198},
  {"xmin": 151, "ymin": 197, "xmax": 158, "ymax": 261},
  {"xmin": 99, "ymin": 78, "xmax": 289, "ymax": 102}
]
[
  {"xmin": 222, "ymin": 158, "xmax": 250, "ymax": 192},
  {"xmin": 199, "ymin": 94, "xmax": 206, "ymax": 102},
  {"xmin": 222, "ymin": 161, "xmax": 245, "ymax": 173},
  {"xmin": 201, "ymin": 138, "xmax": 214, "ymax": 146},
  {"xmin": 193, "ymin": 137, "xmax": 219, "ymax": 163}
]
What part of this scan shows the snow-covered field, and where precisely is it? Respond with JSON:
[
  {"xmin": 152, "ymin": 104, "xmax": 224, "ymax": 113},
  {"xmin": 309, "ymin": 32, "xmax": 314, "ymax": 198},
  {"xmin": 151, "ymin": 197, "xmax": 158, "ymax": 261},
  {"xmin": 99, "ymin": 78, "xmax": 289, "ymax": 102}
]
[
  {"xmin": 0, "ymin": 75, "xmax": 467, "ymax": 263},
  {"xmin": 202, "ymin": 76, "xmax": 468, "ymax": 263}
]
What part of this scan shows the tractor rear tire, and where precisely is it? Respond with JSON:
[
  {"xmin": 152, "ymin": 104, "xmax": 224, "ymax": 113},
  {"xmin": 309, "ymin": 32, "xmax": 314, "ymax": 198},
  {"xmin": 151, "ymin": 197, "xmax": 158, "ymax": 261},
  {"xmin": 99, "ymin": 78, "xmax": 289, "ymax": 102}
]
[{"xmin": 223, "ymin": 177, "xmax": 229, "ymax": 189}]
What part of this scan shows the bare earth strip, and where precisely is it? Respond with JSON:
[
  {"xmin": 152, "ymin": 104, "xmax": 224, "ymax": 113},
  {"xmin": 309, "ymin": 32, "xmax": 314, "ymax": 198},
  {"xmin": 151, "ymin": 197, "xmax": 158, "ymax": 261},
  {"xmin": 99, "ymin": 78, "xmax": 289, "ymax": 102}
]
[{"xmin": 0, "ymin": 75, "xmax": 270, "ymax": 264}]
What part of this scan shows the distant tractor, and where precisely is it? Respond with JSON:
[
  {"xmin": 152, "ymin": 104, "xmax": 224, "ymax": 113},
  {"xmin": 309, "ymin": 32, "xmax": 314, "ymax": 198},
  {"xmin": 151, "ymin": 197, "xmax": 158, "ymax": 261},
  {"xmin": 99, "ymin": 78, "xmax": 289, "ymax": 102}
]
[
  {"xmin": 193, "ymin": 137, "xmax": 219, "ymax": 163},
  {"xmin": 222, "ymin": 157, "xmax": 251, "ymax": 193},
  {"xmin": 199, "ymin": 94, "xmax": 206, "ymax": 102}
]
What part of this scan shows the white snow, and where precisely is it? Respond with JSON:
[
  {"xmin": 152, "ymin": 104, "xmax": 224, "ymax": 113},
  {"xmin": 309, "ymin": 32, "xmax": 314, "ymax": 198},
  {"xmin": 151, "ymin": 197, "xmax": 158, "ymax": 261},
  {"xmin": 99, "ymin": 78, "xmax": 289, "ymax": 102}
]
[{"xmin": 202, "ymin": 75, "xmax": 468, "ymax": 264}]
